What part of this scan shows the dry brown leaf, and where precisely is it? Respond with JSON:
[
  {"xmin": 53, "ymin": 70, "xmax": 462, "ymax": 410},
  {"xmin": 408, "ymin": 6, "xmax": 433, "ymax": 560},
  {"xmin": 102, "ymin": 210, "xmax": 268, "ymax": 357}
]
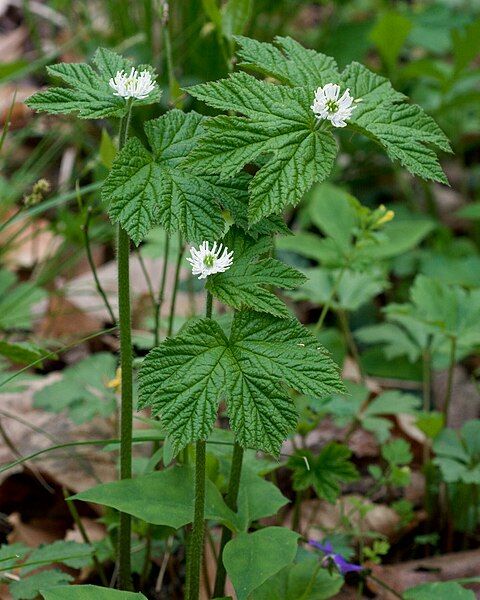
[
  {"xmin": 0, "ymin": 217, "xmax": 62, "ymax": 269},
  {"xmin": 0, "ymin": 375, "xmax": 116, "ymax": 494},
  {"xmin": 0, "ymin": 25, "xmax": 27, "ymax": 62},
  {"xmin": 368, "ymin": 549, "xmax": 480, "ymax": 599},
  {"xmin": 293, "ymin": 496, "xmax": 401, "ymax": 542},
  {"xmin": 0, "ymin": 83, "xmax": 37, "ymax": 129}
]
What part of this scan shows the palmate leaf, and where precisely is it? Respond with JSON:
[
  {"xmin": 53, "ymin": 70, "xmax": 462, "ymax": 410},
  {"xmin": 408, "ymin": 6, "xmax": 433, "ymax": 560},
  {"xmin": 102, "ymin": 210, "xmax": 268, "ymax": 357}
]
[
  {"xmin": 139, "ymin": 310, "xmax": 344, "ymax": 454},
  {"xmin": 185, "ymin": 72, "xmax": 337, "ymax": 224},
  {"xmin": 288, "ymin": 444, "xmax": 359, "ymax": 503},
  {"xmin": 102, "ymin": 110, "xmax": 227, "ymax": 244},
  {"xmin": 26, "ymin": 48, "xmax": 161, "ymax": 119},
  {"xmin": 207, "ymin": 227, "xmax": 305, "ymax": 317},
  {"xmin": 239, "ymin": 38, "xmax": 451, "ymax": 180},
  {"xmin": 185, "ymin": 37, "xmax": 450, "ymax": 222}
]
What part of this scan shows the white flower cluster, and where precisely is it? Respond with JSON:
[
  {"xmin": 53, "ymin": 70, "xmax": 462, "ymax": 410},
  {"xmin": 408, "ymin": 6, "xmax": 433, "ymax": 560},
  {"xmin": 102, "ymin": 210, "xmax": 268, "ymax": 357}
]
[
  {"xmin": 109, "ymin": 67, "xmax": 156, "ymax": 100},
  {"xmin": 187, "ymin": 241, "xmax": 234, "ymax": 279},
  {"xmin": 311, "ymin": 83, "xmax": 356, "ymax": 128}
]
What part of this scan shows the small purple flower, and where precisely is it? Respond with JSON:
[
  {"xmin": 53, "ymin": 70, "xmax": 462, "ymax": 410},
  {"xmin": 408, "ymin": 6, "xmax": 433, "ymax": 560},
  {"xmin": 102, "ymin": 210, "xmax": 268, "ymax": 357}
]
[{"xmin": 309, "ymin": 540, "xmax": 363, "ymax": 575}]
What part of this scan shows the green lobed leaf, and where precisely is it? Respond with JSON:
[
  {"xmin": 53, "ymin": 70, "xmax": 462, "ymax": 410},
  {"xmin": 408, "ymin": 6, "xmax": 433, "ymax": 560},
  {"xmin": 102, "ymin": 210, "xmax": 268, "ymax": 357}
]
[
  {"xmin": 235, "ymin": 35, "xmax": 340, "ymax": 87},
  {"xmin": 187, "ymin": 36, "xmax": 449, "ymax": 226},
  {"xmin": 288, "ymin": 444, "xmax": 359, "ymax": 503},
  {"xmin": 102, "ymin": 110, "xmax": 226, "ymax": 244},
  {"xmin": 223, "ymin": 527, "xmax": 300, "ymax": 600},
  {"xmin": 26, "ymin": 49, "xmax": 160, "ymax": 119},
  {"xmin": 207, "ymin": 227, "xmax": 305, "ymax": 317},
  {"xmin": 186, "ymin": 73, "xmax": 338, "ymax": 224},
  {"xmin": 139, "ymin": 310, "xmax": 344, "ymax": 454},
  {"xmin": 342, "ymin": 62, "xmax": 451, "ymax": 184}
]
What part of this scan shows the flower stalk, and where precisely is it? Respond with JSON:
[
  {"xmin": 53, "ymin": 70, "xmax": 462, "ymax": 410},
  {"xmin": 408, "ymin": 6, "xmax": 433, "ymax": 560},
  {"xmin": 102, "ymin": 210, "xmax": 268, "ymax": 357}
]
[
  {"xmin": 187, "ymin": 290, "xmax": 213, "ymax": 600},
  {"xmin": 117, "ymin": 97, "xmax": 134, "ymax": 590}
]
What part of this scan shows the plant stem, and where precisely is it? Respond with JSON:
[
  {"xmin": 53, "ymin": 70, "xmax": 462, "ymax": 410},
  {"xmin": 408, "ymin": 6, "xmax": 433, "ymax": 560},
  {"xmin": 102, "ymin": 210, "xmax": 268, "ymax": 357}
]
[
  {"xmin": 79, "ymin": 191, "xmax": 115, "ymax": 324},
  {"xmin": 167, "ymin": 233, "xmax": 184, "ymax": 337},
  {"xmin": 291, "ymin": 488, "xmax": 304, "ymax": 534},
  {"xmin": 337, "ymin": 308, "xmax": 365, "ymax": 383},
  {"xmin": 367, "ymin": 574, "xmax": 403, "ymax": 599},
  {"xmin": 422, "ymin": 341, "xmax": 432, "ymax": 465},
  {"xmin": 154, "ymin": 234, "xmax": 170, "ymax": 346},
  {"xmin": 116, "ymin": 98, "xmax": 134, "ymax": 591},
  {"xmin": 314, "ymin": 265, "xmax": 346, "ymax": 333},
  {"xmin": 213, "ymin": 442, "xmax": 244, "ymax": 597},
  {"xmin": 443, "ymin": 335, "xmax": 457, "ymax": 427},
  {"xmin": 188, "ymin": 439, "xmax": 207, "ymax": 600},
  {"xmin": 187, "ymin": 291, "xmax": 212, "ymax": 600},
  {"xmin": 63, "ymin": 489, "xmax": 108, "ymax": 586}
]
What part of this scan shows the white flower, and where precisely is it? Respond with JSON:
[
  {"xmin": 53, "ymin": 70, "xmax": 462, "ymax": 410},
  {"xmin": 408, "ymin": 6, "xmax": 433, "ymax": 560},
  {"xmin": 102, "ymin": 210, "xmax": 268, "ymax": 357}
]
[
  {"xmin": 311, "ymin": 83, "xmax": 356, "ymax": 128},
  {"xmin": 109, "ymin": 67, "xmax": 156, "ymax": 100},
  {"xmin": 186, "ymin": 241, "xmax": 234, "ymax": 280}
]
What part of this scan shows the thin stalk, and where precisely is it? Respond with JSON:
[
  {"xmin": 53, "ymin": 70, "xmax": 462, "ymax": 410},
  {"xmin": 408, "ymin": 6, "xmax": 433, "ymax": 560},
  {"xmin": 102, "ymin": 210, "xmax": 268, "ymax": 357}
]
[
  {"xmin": 137, "ymin": 250, "xmax": 156, "ymax": 314},
  {"xmin": 116, "ymin": 98, "xmax": 134, "ymax": 591},
  {"xmin": 422, "ymin": 342, "xmax": 432, "ymax": 465},
  {"xmin": 162, "ymin": 6, "xmax": 182, "ymax": 108},
  {"xmin": 154, "ymin": 234, "xmax": 170, "ymax": 346},
  {"xmin": 299, "ymin": 562, "xmax": 322, "ymax": 599},
  {"xmin": 188, "ymin": 439, "xmax": 206, "ymax": 600},
  {"xmin": 79, "ymin": 194, "xmax": 116, "ymax": 323},
  {"xmin": 187, "ymin": 291, "xmax": 212, "ymax": 600},
  {"xmin": 337, "ymin": 309, "xmax": 365, "ymax": 383},
  {"xmin": 367, "ymin": 574, "xmax": 403, "ymax": 599},
  {"xmin": 167, "ymin": 234, "xmax": 184, "ymax": 337},
  {"xmin": 443, "ymin": 335, "xmax": 457, "ymax": 427},
  {"xmin": 63, "ymin": 489, "xmax": 108, "ymax": 586},
  {"xmin": 291, "ymin": 489, "xmax": 304, "ymax": 534},
  {"xmin": 213, "ymin": 442, "xmax": 244, "ymax": 597},
  {"xmin": 313, "ymin": 265, "xmax": 347, "ymax": 333}
]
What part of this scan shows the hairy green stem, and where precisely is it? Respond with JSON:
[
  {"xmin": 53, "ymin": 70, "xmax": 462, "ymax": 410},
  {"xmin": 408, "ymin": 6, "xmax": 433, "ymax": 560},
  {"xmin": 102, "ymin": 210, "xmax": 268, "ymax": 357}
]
[
  {"xmin": 116, "ymin": 98, "xmax": 134, "ymax": 591},
  {"xmin": 187, "ymin": 291, "xmax": 212, "ymax": 600},
  {"xmin": 167, "ymin": 233, "xmax": 184, "ymax": 337},
  {"xmin": 188, "ymin": 439, "xmax": 207, "ymax": 600},
  {"xmin": 213, "ymin": 442, "xmax": 244, "ymax": 597},
  {"xmin": 444, "ymin": 335, "xmax": 457, "ymax": 427}
]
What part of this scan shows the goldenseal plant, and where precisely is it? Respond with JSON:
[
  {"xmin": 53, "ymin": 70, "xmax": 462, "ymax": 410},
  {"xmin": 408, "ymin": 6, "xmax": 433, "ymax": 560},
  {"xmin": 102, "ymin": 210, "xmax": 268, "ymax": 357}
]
[{"xmin": 25, "ymin": 36, "xmax": 450, "ymax": 600}]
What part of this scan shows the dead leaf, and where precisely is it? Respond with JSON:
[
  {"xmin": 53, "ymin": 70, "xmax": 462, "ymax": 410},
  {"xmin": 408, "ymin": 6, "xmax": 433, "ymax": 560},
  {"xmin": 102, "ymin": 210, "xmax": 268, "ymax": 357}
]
[{"xmin": 368, "ymin": 549, "xmax": 480, "ymax": 598}]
